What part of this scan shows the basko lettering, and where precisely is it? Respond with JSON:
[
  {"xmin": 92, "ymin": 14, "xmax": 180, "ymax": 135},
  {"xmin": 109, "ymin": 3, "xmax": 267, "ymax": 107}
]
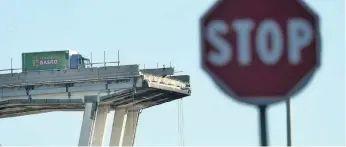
[
  {"xmin": 33, "ymin": 59, "xmax": 58, "ymax": 66},
  {"xmin": 39, "ymin": 59, "xmax": 58, "ymax": 65}
]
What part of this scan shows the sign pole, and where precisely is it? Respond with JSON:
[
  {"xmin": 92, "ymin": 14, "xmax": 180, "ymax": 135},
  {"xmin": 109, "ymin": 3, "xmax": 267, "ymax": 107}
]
[
  {"xmin": 286, "ymin": 100, "xmax": 292, "ymax": 146},
  {"xmin": 258, "ymin": 105, "xmax": 268, "ymax": 146}
]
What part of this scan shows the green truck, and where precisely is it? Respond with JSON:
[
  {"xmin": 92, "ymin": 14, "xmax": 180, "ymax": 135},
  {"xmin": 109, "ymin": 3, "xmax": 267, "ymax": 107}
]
[{"xmin": 22, "ymin": 50, "xmax": 90, "ymax": 71}]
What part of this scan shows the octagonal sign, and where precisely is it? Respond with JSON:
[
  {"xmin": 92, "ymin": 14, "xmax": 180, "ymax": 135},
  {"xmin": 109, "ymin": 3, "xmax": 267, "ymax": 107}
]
[{"xmin": 200, "ymin": 0, "xmax": 321, "ymax": 105}]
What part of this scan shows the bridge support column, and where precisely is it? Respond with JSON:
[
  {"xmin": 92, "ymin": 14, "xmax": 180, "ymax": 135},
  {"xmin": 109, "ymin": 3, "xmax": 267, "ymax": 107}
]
[
  {"xmin": 109, "ymin": 109, "xmax": 126, "ymax": 146},
  {"xmin": 78, "ymin": 95, "xmax": 99, "ymax": 146},
  {"xmin": 109, "ymin": 109, "xmax": 141, "ymax": 147},
  {"xmin": 90, "ymin": 105, "xmax": 110, "ymax": 146},
  {"xmin": 122, "ymin": 110, "xmax": 140, "ymax": 146}
]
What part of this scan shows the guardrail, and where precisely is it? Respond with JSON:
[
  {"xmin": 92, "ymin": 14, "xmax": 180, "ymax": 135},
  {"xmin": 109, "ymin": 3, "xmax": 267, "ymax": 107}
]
[
  {"xmin": 0, "ymin": 61, "xmax": 122, "ymax": 74},
  {"xmin": 0, "ymin": 50, "xmax": 121, "ymax": 74}
]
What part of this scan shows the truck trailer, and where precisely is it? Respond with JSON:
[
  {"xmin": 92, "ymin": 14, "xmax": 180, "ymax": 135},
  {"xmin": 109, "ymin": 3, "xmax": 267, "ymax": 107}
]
[{"xmin": 22, "ymin": 50, "xmax": 90, "ymax": 72}]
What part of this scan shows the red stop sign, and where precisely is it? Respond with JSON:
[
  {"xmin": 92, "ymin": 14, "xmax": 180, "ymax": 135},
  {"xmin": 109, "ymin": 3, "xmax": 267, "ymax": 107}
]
[{"xmin": 201, "ymin": 0, "xmax": 321, "ymax": 105}]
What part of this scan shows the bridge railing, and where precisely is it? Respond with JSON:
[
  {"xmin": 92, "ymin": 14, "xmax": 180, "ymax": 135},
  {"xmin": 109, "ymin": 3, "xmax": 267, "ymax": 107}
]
[
  {"xmin": 0, "ymin": 50, "xmax": 121, "ymax": 74},
  {"xmin": 0, "ymin": 60, "xmax": 122, "ymax": 74}
]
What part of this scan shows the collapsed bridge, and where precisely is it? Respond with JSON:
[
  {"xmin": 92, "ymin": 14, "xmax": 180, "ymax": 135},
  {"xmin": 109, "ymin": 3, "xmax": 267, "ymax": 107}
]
[{"xmin": 0, "ymin": 64, "xmax": 191, "ymax": 146}]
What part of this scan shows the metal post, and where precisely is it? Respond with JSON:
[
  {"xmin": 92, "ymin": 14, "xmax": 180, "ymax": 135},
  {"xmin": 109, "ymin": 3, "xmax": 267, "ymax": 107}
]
[
  {"xmin": 117, "ymin": 50, "xmax": 120, "ymax": 66},
  {"xmin": 90, "ymin": 52, "xmax": 93, "ymax": 68},
  {"xmin": 10, "ymin": 58, "xmax": 13, "ymax": 74},
  {"xmin": 104, "ymin": 51, "xmax": 106, "ymax": 67},
  {"xmin": 286, "ymin": 100, "xmax": 292, "ymax": 146},
  {"xmin": 157, "ymin": 63, "xmax": 158, "ymax": 68},
  {"xmin": 258, "ymin": 105, "xmax": 268, "ymax": 146}
]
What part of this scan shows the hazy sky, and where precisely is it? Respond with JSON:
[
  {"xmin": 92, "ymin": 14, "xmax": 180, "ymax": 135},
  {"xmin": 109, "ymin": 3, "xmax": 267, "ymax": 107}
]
[{"xmin": 0, "ymin": 0, "xmax": 344, "ymax": 146}]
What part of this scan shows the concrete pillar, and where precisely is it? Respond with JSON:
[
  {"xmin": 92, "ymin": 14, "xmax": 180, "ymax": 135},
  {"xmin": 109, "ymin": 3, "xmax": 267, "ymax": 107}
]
[
  {"xmin": 78, "ymin": 95, "xmax": 99, "ymax": 146},
  {"xmin": 122, "ymin": 110, "xmax": 140, "ymax": 147},
  {"xmin": 109, "ymin": 109, "xmax": 140, "ymax": 147},
  {"xmin": 109, "ymin": 109, "xmax": 127, "ymax": 146},
  {"xmin": 90, "ymin": 105, "xmax": 110, "ymax": 146}
]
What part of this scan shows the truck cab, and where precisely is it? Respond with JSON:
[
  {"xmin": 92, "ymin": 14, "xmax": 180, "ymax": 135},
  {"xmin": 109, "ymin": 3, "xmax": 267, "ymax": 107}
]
[{"xmin": 70, "ymin": 54, "xmax": 90, "ymax": 69}]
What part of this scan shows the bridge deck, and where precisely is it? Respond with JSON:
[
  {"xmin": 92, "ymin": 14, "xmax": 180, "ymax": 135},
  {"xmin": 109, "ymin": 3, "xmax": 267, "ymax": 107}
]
[{"xmin": 0, "ymin": 65, "xmax": 191, "ymax": 118}]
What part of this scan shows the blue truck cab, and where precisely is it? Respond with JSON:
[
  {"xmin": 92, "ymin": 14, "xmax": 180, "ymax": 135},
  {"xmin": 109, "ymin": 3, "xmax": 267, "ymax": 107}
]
[{"xmin": 70, "ymin": 53, "xmax": 90, "ymax": 69}]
